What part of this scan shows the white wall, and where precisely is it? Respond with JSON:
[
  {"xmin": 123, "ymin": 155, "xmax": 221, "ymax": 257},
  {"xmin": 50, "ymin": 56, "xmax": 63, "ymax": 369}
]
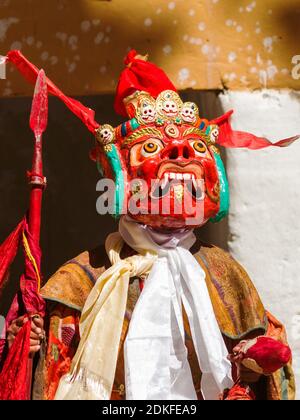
[{"xmin": 219, "ymin": 90, "xmax": 300, "ymax": 399}]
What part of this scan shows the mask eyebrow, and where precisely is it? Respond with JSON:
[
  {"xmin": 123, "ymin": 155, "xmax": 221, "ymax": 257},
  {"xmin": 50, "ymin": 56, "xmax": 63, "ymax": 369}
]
[
  {"xmin": 121, "ymin": 127, "xmax": 163, "ymax": 148},
  {"xmin": 182, "ymin": 126, "xmax": 210, "ymax": 140}
]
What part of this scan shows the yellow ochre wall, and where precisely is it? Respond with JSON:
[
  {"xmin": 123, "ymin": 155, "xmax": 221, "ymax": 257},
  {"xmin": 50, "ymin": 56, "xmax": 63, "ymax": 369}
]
[{"xmin": 0, "ymin": 0, "xmax": 299, "ymax": 97}]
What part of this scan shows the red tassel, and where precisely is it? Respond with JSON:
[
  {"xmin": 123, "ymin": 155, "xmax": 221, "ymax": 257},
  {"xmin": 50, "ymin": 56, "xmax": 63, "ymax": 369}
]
[
  {"xmin": 0, "ymin": 320, "xmax": 31, "ymax": 400},
  {"xmin": 114, "ymin": 49, "xmax": 177, "ymax": 117}
]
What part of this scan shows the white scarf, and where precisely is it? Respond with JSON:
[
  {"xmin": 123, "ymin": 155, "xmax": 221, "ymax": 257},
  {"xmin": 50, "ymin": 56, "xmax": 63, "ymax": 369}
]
[
  {"xmin": 55, "ymin": 216, "xmax": 232, "ymax": 400},
  {"xmin": 120, "ymin": 217, "xmax": 233, "ymax": 400}
]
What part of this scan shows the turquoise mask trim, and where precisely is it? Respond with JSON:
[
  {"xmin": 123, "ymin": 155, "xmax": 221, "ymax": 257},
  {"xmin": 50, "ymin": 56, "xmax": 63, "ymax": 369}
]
[
  {"xmin": 105, "ymin": 144, "xmax": 125, "ymax": 218},
  {"xmin": 210, "ymin": 151, "xmax": 230, "ymax": 223}
]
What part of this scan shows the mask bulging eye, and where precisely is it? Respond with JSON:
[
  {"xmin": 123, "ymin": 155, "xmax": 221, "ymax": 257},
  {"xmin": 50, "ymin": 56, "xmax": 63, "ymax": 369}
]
[
  {"xmin": 143, "ymin": 142, "xmax": 158, "ymax": 154},
  {"xmin": 192, "ymin": 141, "xmax": 207, "ymax": 154},
  {"xmin": 141, "ymin": 140, "xmax": 163, "ymax": 157},
  {"xmin": 130, "ymin": 139, "xmax": 164, "ymax": 165}
]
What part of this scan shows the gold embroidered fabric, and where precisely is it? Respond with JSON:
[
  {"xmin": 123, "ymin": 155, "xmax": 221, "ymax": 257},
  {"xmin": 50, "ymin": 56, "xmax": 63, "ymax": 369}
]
[
  {"xmin": 195, "ymin": 245, "xmax": 267, "ymax": 339},
  {"xmin": 39, "ymin": 242, "xmax": 295, "ymax": 400}
]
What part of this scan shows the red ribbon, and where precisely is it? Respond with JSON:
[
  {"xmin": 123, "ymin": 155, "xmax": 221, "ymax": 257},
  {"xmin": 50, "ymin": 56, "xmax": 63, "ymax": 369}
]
[
  {"xmin": 7, "ymin": 50, "xmax": 99, "ymax": 134},
  {"xmin": 211, "ymin": 110, "xmax": 299, "ymax": 150}
]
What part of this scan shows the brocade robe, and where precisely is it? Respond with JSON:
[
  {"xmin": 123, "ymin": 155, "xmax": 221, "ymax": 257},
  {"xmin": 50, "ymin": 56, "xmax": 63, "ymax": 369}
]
[{"xmin": 32, "ymin": 241, "xmax": 295, "ymax": 400}]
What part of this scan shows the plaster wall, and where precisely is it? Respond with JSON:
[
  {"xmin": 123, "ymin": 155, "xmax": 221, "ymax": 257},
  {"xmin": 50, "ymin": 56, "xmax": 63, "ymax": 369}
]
[
  {"xmin": 219, "ymin": 89, "xmax": 300, "ymax": 398},
  {"xmin": 0, "ymin": 0, "xmax": 300, "ymax": 97}
]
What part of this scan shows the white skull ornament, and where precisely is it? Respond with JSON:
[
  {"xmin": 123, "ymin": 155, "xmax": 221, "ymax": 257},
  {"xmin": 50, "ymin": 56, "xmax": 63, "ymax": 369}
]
[
  {"xmin": 209, "ymin": 125, "xmax": 219, "ymax": 144},
  {"xmin": 96, "ymin": 124, "xmax": 115, "ymax": 145},
  {"xmin": 181, "ymin": 102, "xmax": 199, "ymax": 124},
  {"xmin": 137, "ymin": 97, "xmax": 156, "ymax": 124},
  {"xmin": 156, "ymin": 90, "xmax": 183, "ymax": 120}
]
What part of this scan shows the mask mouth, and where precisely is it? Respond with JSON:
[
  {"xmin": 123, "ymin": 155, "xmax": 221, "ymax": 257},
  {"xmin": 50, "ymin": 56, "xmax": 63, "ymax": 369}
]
[{"xmin": 150, "ymin": 168, "xmax": 205, "ymax": 201}]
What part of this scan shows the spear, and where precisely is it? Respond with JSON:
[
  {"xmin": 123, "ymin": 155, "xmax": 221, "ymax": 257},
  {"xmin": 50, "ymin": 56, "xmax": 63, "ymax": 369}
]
[
  {"xmin": 0, "ymin": 69, "xmax": 48, "ymax": 400},
  {"xmin": 25, "ymin": 69, "xmax": 48, "ymax": 398}
]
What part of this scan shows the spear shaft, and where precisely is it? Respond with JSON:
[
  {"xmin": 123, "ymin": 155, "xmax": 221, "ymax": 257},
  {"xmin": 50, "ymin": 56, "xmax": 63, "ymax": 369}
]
[
  {"xmin": 28, "ymin": 134, "xmax": 45, "ymax": 243},
  {"xmin": 25, "ymin": 69, "xmax": 48, "ymax": 399},
  {"xmin": 26, "ymin": 134, "xmax": 45, "ymax": 399}
]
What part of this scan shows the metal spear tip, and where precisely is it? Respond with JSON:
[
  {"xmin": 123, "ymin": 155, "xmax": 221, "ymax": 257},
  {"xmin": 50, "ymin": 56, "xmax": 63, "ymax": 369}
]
[{"xmin": 29, "ymin": 69, "xmax": 48, "ymax": 138}]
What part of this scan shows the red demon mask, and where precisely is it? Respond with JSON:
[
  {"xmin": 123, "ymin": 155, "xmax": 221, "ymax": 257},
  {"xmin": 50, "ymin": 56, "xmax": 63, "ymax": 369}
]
[{"xmin": 95, "ymin": 89, "xmax": 224, "ymax": 229}]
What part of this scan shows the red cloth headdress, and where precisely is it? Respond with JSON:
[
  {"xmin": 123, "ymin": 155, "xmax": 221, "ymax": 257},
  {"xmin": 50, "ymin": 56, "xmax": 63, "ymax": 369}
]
[{"xmin": 114, "ymin": 50, "xmax": 177, "ymax": 117}]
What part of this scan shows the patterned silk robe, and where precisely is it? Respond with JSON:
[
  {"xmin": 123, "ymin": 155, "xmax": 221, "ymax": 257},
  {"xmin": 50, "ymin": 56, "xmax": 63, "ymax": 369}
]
[{"xmin": 32, "ymin": 241, "xmax": 295, "ymax": 400}]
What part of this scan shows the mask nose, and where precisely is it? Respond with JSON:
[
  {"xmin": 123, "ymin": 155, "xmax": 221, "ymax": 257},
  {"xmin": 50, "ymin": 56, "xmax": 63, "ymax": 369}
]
[{"xmin": 162, "ymin": 143, "xmax": 194, "ymax": 160}]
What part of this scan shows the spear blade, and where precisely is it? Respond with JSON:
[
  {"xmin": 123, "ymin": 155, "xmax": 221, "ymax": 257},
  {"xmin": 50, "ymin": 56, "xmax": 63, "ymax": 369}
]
[{"xmin": 29, "ymin": 69, "xmax": 48, "ymax": 138}]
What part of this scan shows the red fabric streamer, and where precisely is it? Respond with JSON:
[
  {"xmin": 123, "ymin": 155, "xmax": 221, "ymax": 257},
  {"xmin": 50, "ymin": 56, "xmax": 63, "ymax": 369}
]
[
  {"xmin": 114, "ymin": 49, "xmax": 177, "ymax": 117},
  {"xmin": 0, "ymin": 294, "xmax": 22, "ymax": 365},
  {"xmin": 0, "ymin": 220, "xmax": 45, "ymax": 399},
  {"xmin": 6, "ymin": 50, "xmax": 99, "ymax": 134},
  {"xmin": 0, "ymin": 319, "xmax": 31, "ymax": 400},
  {"xmin": 0, "ymin": 219, "xmax": 44, "ymax": 318},
  {"xmin": 0, "ymin": 220, "xmax": 24, "ymax": 292},
  {"xmin": 20, "ymin": 221, "xmax": 45, "ymax": 316},
  {"xmin": 211, "ymin": 110, "xmax": 299, "ymax": 150},
  {"xmin": 0, "ymin": 218, "xmax": 24, "ymax": 364}
]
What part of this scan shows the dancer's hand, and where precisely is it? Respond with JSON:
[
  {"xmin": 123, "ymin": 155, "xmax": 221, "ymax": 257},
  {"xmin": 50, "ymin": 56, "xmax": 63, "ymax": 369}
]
[
  {"xmin": 7, "ymin": 315, "xmax": 45, "ymax": 355},
  {"xmin": 228, "ymin": 341, "xmax": 262, "ymax": 383}
]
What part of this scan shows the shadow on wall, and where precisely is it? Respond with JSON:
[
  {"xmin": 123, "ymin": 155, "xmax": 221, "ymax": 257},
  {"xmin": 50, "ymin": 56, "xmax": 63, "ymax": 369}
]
[
  {"xmin": 271, "ymin": 4, "xmax": 300, "ymax": 56},
  {"xmin": 0, "ymin": 90, "xmax": 228, "ymax": 315},
  {"xmin": 0, "ymin": 0, "xmax": 182, "ymax": 97}
]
